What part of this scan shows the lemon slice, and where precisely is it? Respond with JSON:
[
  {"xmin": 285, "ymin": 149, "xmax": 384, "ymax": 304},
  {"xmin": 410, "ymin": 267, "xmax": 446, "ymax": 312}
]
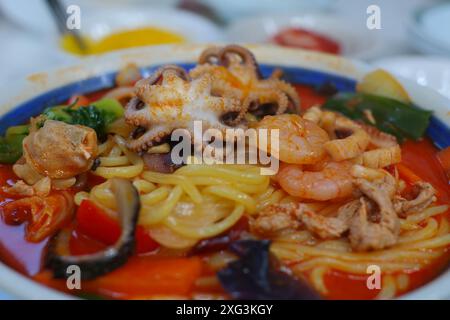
[{"xmin": 357, "ymin": 69, "xmax": 411, "ymax": 104}]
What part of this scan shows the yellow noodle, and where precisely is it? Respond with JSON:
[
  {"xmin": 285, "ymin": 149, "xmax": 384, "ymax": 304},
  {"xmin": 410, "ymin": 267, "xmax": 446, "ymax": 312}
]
[
  {"xmin": 164, "ymin": 205, "xmax": 245, "ymax": 238},
  {"xmin": 310, "ymin": 266, "xmax": 329, "ymax": 295},
  {"xmin": 398, "ymin": 218, "xmax": 439, "ymax": 244},
  {"xmin": 98, "ymin": 155, "xmax": 129, "ymax": 166},
  {"xmin": 140, "ymin": 185, "xmax": 183, "ymax": 226},
  {"xmin": 203, "ymin": 186, "xmax": 256, "ymax": 214},
  {"xmin": 397, "ymin": 234, "xmax": 450, "ymax": 250},
  {"xmin": 140, "ymin": 187, "xmax": 170, "ymax": 206},
  {"xmin": 376, "ymin": 276, "xmax": 397, "ymax": 300},
  {"xmin": 108, "ymin": 145, "xmax": 122, "ymax": 157},
  {"xmin": 94, "ymin": 135, "xmax": 144, "ymax": 179},
  {"xmin": 290, "ymin": 257, "xmax": 420, "ymax": 274},
  {"xmin": 141, "ymin": 171, "xmax": 202, "ymax": 204},
  {"xmin": 406, "ymin": 205, "xmax": 449, "ymax": 224},
  {"xmin": 132, "ymin": 179, "xmax": 156, "ymax": 193},
  {"xmin": 316, "ymin": 239, "xmax": 350, "ymax": 252},
  {"xmin": 438, "ymin": 216, "xmax": 449, "ymax": 235},
  {"xmin": 97, "ymin": 137, "xmax": 115, "ymax": 155},
  {"xmin": 272, "ymin": 242, "xmax": 441, "ymax": 262},
  {"xmin": 176, "ymin": 165, "xmax": 267, "ymax": 185}
]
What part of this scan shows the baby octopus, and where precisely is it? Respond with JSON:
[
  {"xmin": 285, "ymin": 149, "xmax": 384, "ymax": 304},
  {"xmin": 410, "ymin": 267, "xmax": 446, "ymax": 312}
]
[
  {"xmin": 189, "ymin": 45, "xmax": 301, "ymax": 123},
  {"xmin": 125, "ymin": 65, "xmax": 246, "ymax": 153}
]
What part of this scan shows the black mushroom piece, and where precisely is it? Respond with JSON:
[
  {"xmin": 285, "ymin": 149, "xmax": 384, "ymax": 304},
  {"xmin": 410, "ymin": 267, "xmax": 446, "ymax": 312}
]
[
  {"xmin": 217, "ymin": 240, "xmax": 321, "ymax": 300},
  {"xmin": 46, "ymin": 179, "xmax": 141, "ymax": 280}
]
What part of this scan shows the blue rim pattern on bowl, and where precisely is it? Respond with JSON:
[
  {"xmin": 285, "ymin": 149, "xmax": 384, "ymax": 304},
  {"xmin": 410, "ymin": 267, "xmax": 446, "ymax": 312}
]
[{"xmin": 0, "ymin": 64, "xmax": 448, "ymax": 149}]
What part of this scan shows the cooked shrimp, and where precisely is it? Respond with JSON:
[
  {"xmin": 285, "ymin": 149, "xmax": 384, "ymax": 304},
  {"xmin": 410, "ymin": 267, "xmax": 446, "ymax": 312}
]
[
  {"xmin": 255, "ymin": 114, "xmax": 329, "ymax": 164},
  {"xmin": 277, "ymin": 161, "xmax": 354, "ymax": 201}
]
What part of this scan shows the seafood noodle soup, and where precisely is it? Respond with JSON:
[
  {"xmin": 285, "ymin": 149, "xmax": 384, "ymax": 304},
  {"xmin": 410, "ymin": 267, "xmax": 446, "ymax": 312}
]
[{"xmin": 0, "ymin": 45, "xmax": 448, "ymax": 299}]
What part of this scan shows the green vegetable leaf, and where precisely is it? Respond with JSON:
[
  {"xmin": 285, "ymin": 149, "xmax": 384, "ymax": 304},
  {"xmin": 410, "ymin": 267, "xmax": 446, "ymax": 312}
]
[
  {"xmin": 6, "ymin": 125, "xmax": 29, "ymax": 137},
  {"xmin": 42, "ymin": 105, "xmax": 72, "ymax": 123},
  {"xmin": 0, "ymin": 134, "xmax": 27, "ymax": 164},
  {"xmin": 69, "ymin": 105, "xmax": 107, "ymax": 140},
  {"xmin": 43, "ymin": 98, "xmax": 124, "ymax": 140},
  {"xmin": 91, "ymin": 98, "xmax": 124, "ymax": 123},
  {"xmin": 323, "ymin": 93, "xmax": 432, "ymax": 142}
]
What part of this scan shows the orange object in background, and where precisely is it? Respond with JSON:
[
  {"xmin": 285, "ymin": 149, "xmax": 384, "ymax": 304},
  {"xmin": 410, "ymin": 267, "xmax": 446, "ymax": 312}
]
[{"xmin": 61, "ymin": 27, "xmax": 185, "ymax": 56}]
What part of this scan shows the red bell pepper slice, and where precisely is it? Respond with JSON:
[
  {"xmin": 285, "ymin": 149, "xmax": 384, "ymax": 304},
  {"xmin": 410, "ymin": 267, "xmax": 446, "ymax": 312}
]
[{"xmin": 75, "ymin": 199, "xmax": 159, "ymax": 254}]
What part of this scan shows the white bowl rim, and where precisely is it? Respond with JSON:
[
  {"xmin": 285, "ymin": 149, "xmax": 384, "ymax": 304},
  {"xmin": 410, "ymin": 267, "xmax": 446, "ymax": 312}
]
[{"xmin": 0, "ymin": 43, "xmax": 448, "ymax": 300}]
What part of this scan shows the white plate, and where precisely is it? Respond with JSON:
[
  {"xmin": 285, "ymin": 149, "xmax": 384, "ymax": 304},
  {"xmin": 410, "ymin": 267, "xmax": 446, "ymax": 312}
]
[
  {"xmin": 0, "ymin": 44, "xmax": 448, "ymax": 300},
  {"xmin": 53, "ymin": 7, "xmax": 224, "ymax": 59},
  {"xmin": 75, "ymin": 7, "xmax": 224, "ymax": 44},
  {"xmin": 0, "ymin": 0, "xmax": 179, "ymax": 34},
  {"xmin": 408, "ymin": 3, "xmax": 450, "ymax": 56},
  {"xmin": 226, "ymin": 13, "xmax": 385, "ymax": 60}
]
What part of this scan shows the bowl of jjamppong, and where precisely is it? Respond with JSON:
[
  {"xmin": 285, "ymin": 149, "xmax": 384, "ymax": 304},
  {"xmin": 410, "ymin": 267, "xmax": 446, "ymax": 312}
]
[{"xmin": 0, "ymin": 44, "xmax": 449, "ymax": 300}]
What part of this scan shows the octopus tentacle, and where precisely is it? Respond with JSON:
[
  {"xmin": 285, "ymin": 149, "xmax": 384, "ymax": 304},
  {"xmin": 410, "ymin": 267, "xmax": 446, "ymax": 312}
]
[
  {"xmin": 272, "ymin": 79, "xmax": 301, "ymax": 114},
  {"xmin": 128, "ymin": 126, "xmax": 173, "ymax": 153},
  {"xmin": 137, "ymin": 64, "xmax": 189, "ymax": 88},
  {"xmin": 218, "ymin": 45, "xmax": 261, "ymax": 77},
  {"xmin": 222, "ymin": 96, "xmax": 253, "ymax": 126},
  {"xmin": 249, "ymin": 89, "xmax": 289, "ymax": 116},
  {"xmin": 198, "ymin": 47, "xmax": 222, "ymax": 65}
]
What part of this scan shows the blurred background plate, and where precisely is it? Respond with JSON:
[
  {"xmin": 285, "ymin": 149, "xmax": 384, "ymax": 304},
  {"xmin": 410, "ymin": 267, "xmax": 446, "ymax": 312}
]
[
  {"xmin": 0, "ymin": 3, "xmax": 224, "ymax": 84},
  {"xmin": 74, "ymin": 7, "xmax": 223, "ymax": 44},
  {"xmin": 408, "ymin": 2, "xmax": 450, "ymax": 55},
  {"xmin": 0, "ymin": 0, "xmax": 179, "ymax": 34}
]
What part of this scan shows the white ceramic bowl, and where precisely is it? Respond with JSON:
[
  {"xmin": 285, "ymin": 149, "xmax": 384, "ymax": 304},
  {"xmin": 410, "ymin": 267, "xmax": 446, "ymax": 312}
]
[{"xmin": 0, "ymin": 44, "xmax": 448, "ymax": 299}]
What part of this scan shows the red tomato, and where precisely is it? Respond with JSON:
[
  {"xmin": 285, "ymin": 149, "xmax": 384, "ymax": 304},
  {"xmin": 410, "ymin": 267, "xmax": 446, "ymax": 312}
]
[
  {"xmin": 75, "ymin": 200, "xmax": 159, "ymax": 254},
  {"xmin": 272, "ymin": 28, "xmax": 341, "ymax": 54}
]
